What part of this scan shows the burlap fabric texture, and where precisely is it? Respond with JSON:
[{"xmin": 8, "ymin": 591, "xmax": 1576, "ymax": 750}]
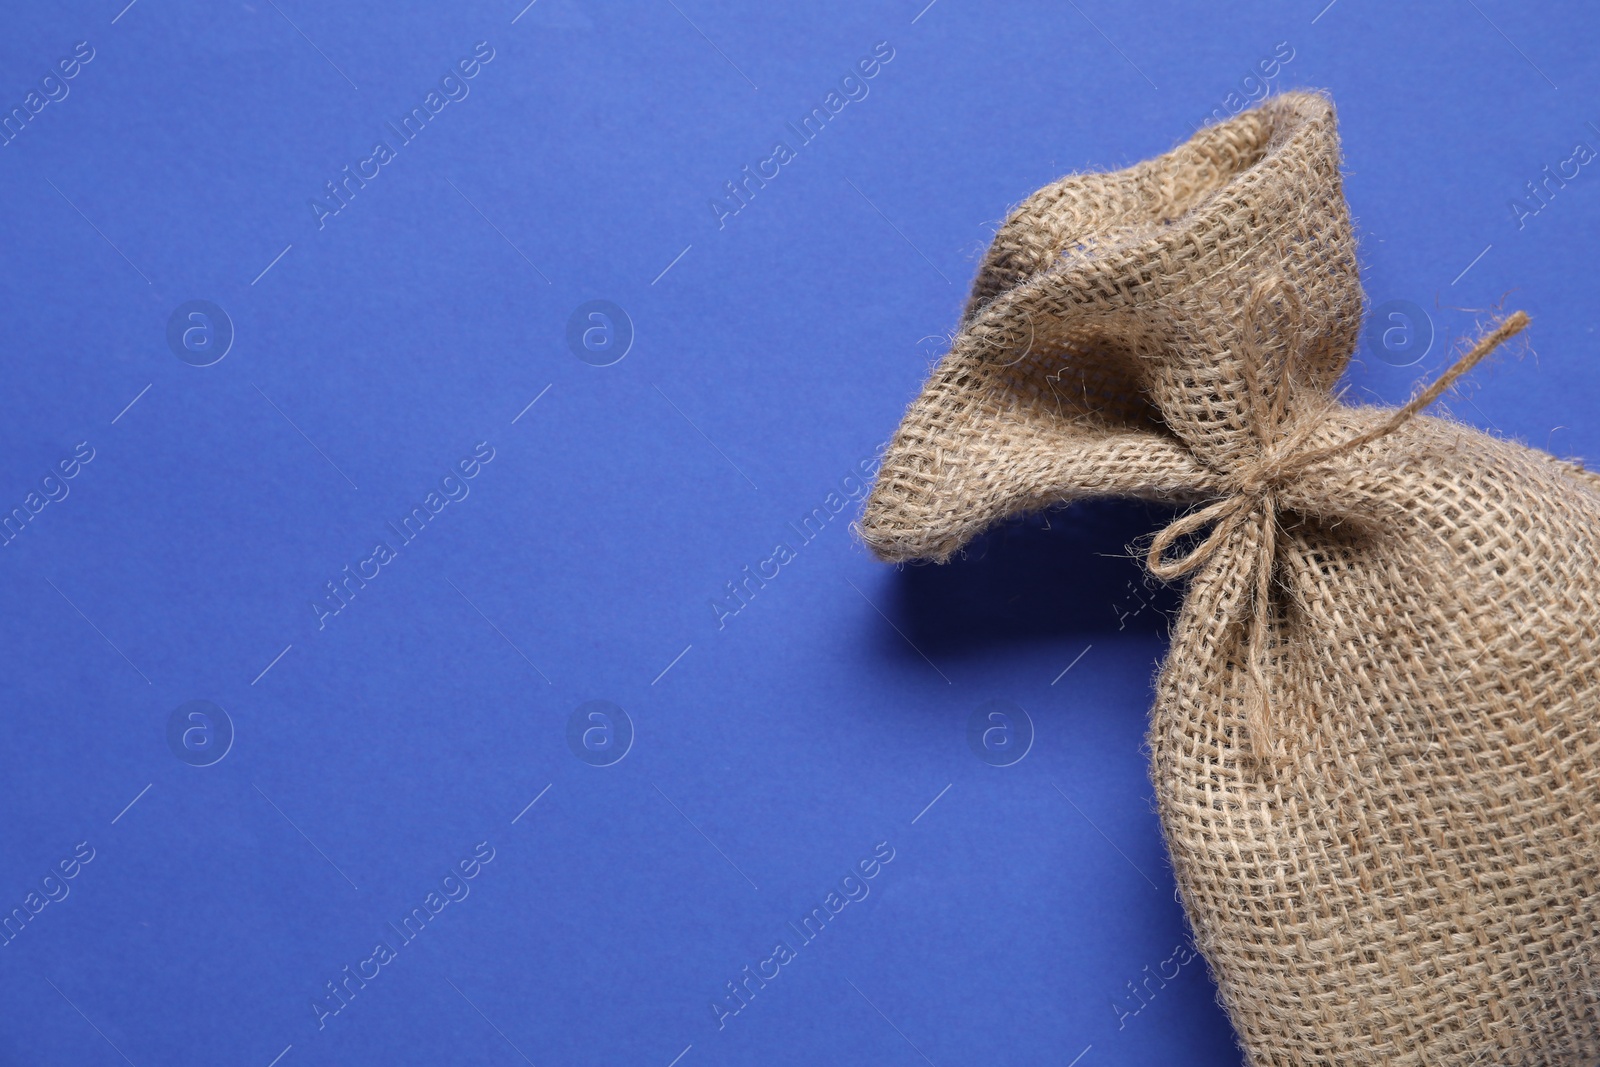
[{"xmin": 859, "ymin": 91, "xmax": 1600, "ymax": 1066}]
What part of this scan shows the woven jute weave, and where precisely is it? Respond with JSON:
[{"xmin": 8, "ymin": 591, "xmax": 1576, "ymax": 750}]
[{"xmin": 860, "ymin": 91, "xmax": 1600, "ymax": 1066}]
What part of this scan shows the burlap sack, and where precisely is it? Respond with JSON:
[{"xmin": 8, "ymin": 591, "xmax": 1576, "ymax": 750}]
[{"xmin": 859, "ymin": 91, "xmax": 1600, "ymax": 1066}]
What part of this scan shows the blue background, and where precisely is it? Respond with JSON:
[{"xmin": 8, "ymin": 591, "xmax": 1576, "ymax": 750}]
[{"xmin": 2, "ymin": 2, "xmax": 1596, "ymax": 1065}]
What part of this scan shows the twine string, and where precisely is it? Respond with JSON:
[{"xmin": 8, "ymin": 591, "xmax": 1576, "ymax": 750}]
[{"xmin": 1145, "ymin": 288, "xmax": 1529, "ymax": 764}]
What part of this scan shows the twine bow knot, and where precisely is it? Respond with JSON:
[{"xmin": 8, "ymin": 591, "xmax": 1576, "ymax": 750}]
[{"xmin": 1142, "ymin": 281, "xmax": 1529, "ymax": 765}]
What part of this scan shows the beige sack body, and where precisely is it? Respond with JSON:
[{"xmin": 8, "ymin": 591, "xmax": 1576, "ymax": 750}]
[{"xmin": 860, "ymin": 91, "xmax": 1600, "ymax": 1066}]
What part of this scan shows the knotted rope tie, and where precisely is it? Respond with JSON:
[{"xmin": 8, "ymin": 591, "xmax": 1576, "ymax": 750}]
[{"xmin": 1145, "ymin": 305, "xmax": 1530, "ymax": 765}]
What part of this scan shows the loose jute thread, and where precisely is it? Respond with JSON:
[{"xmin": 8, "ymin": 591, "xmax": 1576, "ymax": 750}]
[{"xmin": 1146, "ymin": 285, "xmax": 1530, "ymax": 766}]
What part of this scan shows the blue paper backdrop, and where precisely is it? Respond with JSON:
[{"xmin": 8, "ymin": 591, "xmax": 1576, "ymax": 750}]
[{"xmin": 2, "ymin": 2, "xmax": 1596, "ymax": 1065}]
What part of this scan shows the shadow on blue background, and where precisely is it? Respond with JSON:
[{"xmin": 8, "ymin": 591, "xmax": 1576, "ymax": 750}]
[{"xmin": 891, "ymin": 502, "xmax": 1185, "ymax": 653}]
